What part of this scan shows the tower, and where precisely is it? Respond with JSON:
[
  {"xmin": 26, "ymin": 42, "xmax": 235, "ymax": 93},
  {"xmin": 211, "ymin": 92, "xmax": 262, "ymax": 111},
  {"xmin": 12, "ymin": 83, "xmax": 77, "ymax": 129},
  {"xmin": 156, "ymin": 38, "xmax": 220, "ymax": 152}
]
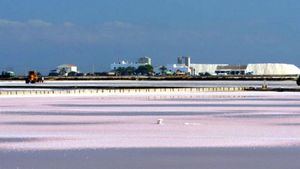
[{"xmin": 177, "ymin": 56, "xmax": 191, "ymax": 67}]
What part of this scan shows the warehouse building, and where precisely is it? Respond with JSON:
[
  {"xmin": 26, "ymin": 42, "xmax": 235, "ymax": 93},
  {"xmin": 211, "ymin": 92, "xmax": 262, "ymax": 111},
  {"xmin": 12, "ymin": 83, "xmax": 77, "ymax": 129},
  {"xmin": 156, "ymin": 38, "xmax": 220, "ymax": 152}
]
[
  {"xmin": 165, "ymin": 64, "xmax": 191, "ymax": 74},
  {"xmin": 49, "ymin": 64, "xmax": 78, "ymax": 76},
  {"xmin": 160, "ymin": 56, "xmax": 192, "ymax": 75},
  {"xmin": 191, "ymin": 63, "xmax": 300, "ymax": 76},
  {"xmin": 138, "ymin": 56, "xmax": 152, "ymax": 65},
  {"xmin": 215, "ymin": 65, "xmax": 249, "ymax": 75}
]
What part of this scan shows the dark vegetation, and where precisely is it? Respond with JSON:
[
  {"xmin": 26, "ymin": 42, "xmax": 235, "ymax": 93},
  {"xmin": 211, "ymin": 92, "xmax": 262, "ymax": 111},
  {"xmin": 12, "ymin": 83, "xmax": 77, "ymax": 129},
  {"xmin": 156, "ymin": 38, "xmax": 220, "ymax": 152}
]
[{"xmin": 115, "ymin": 65, "xmax": 154, "ymax": 76}]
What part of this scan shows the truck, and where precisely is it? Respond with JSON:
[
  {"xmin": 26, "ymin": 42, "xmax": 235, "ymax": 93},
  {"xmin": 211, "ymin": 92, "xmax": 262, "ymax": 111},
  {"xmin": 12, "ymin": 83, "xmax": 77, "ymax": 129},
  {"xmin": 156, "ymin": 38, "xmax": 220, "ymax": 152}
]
[{"xmin": 25, "ymin": 71, "xmax": 44, "ymax": 84}]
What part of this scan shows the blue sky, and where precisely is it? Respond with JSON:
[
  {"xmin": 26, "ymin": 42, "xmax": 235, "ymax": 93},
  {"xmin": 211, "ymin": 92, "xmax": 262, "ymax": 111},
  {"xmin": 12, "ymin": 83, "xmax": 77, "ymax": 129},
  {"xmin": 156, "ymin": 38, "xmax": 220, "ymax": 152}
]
[{"xmin": 0, "ymin": 0, "xmax": 300, "ymax": 74}]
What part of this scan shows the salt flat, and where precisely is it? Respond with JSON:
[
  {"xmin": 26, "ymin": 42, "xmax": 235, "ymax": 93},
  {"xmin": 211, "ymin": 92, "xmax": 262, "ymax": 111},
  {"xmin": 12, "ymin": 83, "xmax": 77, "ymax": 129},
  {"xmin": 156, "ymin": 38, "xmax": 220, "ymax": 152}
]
[
  {"xmin": 0, "ymin": 92, "xmax": 300, "ymax": 150},
  {"xmin": 0, "ymin": 80, "xmax": 299, "ymax": 88},
  {"xmin": 1, "ymin": 91, "xmax": 300, "ymax": 169}
]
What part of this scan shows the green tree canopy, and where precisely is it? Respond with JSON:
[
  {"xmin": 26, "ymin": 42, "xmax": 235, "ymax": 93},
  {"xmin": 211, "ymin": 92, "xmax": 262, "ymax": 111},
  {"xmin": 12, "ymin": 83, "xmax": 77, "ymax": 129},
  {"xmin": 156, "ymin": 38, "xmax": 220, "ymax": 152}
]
[
  {"xmin": 159, "ymin": 66, "xmax": 168, "ymax": 75},
  {"xmin": 115, "ymin": 67, "xmax": 136, "ymax": 76},
  {"xmin": 135, "ymin": 65, "xmax": 153, "ymax": 75}
]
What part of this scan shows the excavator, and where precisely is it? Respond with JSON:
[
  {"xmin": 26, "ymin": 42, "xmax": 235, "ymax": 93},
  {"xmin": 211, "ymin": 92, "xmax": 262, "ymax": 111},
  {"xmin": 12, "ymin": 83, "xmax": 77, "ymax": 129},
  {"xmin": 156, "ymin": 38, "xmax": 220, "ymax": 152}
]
[{"xmin": 25, "ymin": 71, "xmax": 44, "ymax": 84}]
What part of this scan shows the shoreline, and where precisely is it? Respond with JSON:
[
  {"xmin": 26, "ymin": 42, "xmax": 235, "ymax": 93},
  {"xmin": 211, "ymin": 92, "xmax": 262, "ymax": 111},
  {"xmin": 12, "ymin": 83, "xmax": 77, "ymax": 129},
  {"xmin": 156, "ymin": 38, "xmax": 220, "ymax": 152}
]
[
  {"xmin": 1, "ymin": 87, "xmax": 300, "ymax": 97},
  {"xmin": 1, "ymin": 80, "xmax": 299, "ymax": 96},
  {"xmin": 1, "ymin": 147, "xmax": 300, "ymax": 169},
  {"xmin": 0, "ymin": 74, "xmax": 298, "ymax": 81},
  {"xmin": 0, "ymin": 87, "xmax": 245, "ymax": 97}
]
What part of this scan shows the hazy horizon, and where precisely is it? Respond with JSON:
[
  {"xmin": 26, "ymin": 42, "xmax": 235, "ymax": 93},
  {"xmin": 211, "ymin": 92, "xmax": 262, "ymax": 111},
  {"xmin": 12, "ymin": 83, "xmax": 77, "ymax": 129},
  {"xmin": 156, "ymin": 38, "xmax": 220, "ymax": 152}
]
[{"xmin": 1, "ymin": 0, "xmax": 300, "ymax": 74}]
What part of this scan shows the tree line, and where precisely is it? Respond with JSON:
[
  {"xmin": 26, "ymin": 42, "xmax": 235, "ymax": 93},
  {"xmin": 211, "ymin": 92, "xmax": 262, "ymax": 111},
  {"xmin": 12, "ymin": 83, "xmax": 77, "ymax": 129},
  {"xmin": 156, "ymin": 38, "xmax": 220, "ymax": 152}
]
[{"xmin": 114, "ymin": 65, "xmax": 154, "ymax": 76}]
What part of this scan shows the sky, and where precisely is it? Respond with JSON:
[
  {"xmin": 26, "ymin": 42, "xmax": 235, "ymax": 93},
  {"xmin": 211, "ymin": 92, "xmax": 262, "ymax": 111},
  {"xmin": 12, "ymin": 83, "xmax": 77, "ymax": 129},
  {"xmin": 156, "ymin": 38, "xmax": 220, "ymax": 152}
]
[{"xmin": 0, "ymin": 0, "xmax": 300, "ymax": 74}]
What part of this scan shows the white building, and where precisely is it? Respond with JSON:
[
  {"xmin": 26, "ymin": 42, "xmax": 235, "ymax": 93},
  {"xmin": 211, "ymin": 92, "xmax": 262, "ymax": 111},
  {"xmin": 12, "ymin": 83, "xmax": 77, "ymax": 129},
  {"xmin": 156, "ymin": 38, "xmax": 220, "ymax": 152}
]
[
  {"xmin": 50, "ymin": 64, "xmax": 78, "ymax": 76},
  {"xmin": 191, "ymin": 63, "xmax": 300, "ymax": 76},
  {"xmin": 138, "ymin": 56, "xmax": 152, "ymax": 65},
  {"xmin": 158, "ymin": 56, "xmax": 192, "ymax": 75},
  {"xmin": 165, "ymin": 64, "xmax": 191, "ymax": 74},
  {"xmin": 111, "ymin": 57, "xmax": 152, "ymax": 71},
  {"xmin": 215, "ymin": 65, "xmax": 249, "ymax": 75},
  {"xmin": 190, "ymin": 64, "xmax": 228, "ymax": 75},
  {"xmin": 57, "ymin": 64, "xmax": 78, "ymax": 73},
  {"xmin": 110, "ymin": 60, "xmax": 140, "ymax": 70}
]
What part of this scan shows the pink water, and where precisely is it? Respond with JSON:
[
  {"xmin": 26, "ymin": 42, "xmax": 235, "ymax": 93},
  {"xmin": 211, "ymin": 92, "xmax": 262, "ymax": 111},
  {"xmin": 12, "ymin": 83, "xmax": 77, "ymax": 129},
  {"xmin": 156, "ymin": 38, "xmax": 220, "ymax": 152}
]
[{"xmin": 0, "ymin": 92, "xmax": 300, "ymax": 151}]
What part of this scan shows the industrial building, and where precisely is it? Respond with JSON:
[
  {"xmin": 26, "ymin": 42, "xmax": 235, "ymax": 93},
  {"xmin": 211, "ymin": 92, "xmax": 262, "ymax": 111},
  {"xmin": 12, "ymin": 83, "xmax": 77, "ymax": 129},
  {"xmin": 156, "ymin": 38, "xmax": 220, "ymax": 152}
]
[
  {"xmin": 177, "ymin": 56, "xmax": 191, "ymax": 67},
  {"xmin": 215, "ymin": 65, "xmax": 249, "ymax": 75},
  {"xmin": 138, "ymin": 56, "xmax": 152, "ymax": 65},
  {"xmin": 191, "ymin": 63, "xmax": 300, "ymax": 76},
  {"xmin": 165, "ymin": 64, "xmax": 191, "ymax": 74},
  {"xmin": 162, "ymin": 56, "xmax": 192, "ymax": 75},
  {"xmin": 190, "ymin": 64, "xmax": 227, "ymax": 75},
  {"xmin": 110, "ymin": 57, "xmax": 152, "ymax": 71},
  {"xmin": 110, "ymin": 55, "xmax": 300, "ymax": 76},
  {"xmin": 49, "ymin": 64, "xmax": 78, "ymax": 76}
]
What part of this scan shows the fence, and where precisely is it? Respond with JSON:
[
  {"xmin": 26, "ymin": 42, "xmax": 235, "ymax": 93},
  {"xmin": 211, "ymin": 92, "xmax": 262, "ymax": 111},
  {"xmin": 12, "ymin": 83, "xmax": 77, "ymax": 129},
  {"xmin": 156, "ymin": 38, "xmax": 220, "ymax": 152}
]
[{"xmin": 0, "ymin": 87, "xmax": 245, "ymax": 96}]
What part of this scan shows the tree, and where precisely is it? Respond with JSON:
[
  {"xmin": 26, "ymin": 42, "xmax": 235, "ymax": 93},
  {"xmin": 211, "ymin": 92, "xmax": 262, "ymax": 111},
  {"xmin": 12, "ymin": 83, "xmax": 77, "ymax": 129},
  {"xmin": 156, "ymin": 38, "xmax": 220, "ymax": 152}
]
[
  {"xmin": 199, "ymin": 72, "xmax": 212, "ymax": 76},
  {"xmin": 1, "ymin": 71, "xmax": 16, "ymax": 78},
  {"xmin": 125, "ymin": 67, "xmax": 136, "ymax": 76},
  {"xmin": 67, "ymin": 71, "xmax": 78, "ymax": 76},
  {"xmin": 59, "ymin": 68, "xmax": 67, "ymax": 76},
  {"xmin": 159, "ymin": 66, "xmax": 167, "ymax": 75},
  {"xmin": 115, "ymin": 67, "xmax": 125, "ymax": 76},
  {"xmin": 115, "ymin": 67, "xmax": 136, "ymax": 76},
  {"xmin": 136, "ymin": 65, "xmax": 153, "ymax": 75}
]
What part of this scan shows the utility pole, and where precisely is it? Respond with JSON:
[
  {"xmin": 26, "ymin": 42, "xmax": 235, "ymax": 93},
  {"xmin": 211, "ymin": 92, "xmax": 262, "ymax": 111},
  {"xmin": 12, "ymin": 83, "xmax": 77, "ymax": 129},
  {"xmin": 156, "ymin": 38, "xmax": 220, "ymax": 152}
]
[{"xmin": 92, "ymin": 64, "xmax": 95, "ymax": 75}]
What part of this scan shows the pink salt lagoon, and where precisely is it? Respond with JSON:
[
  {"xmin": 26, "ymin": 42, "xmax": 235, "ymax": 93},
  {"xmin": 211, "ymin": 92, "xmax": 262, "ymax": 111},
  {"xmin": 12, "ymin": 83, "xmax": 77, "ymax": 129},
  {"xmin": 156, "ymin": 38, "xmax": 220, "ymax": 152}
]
[{"xmin": 0, "ymin": 91, "xmax": 300, "ymax": 151}]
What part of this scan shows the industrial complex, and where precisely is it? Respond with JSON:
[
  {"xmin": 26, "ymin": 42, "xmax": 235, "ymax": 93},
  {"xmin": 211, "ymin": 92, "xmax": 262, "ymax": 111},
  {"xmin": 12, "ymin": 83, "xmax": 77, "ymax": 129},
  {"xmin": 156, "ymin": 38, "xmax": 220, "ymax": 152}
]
[
  {"xmin": 109, "ymin": 56, "xmax": 300, "ymax": 76},
  {"xmin": 1, "ymin": 56, "xmax": 300, "ymax": 78},
  {"xmin": 110, "ymin": 56, "xmax": 152, "ymax": 71},
  {"xmin": 49, "ymin": 64, "xmax": 79, "ymax": 76},
  {"xmin": 191, "ymin": 63, "xmax": 300, "ymax": 76},
  {"xmin": 1, "ymin": 56, "xmax": 300, "ymax": 91}
]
